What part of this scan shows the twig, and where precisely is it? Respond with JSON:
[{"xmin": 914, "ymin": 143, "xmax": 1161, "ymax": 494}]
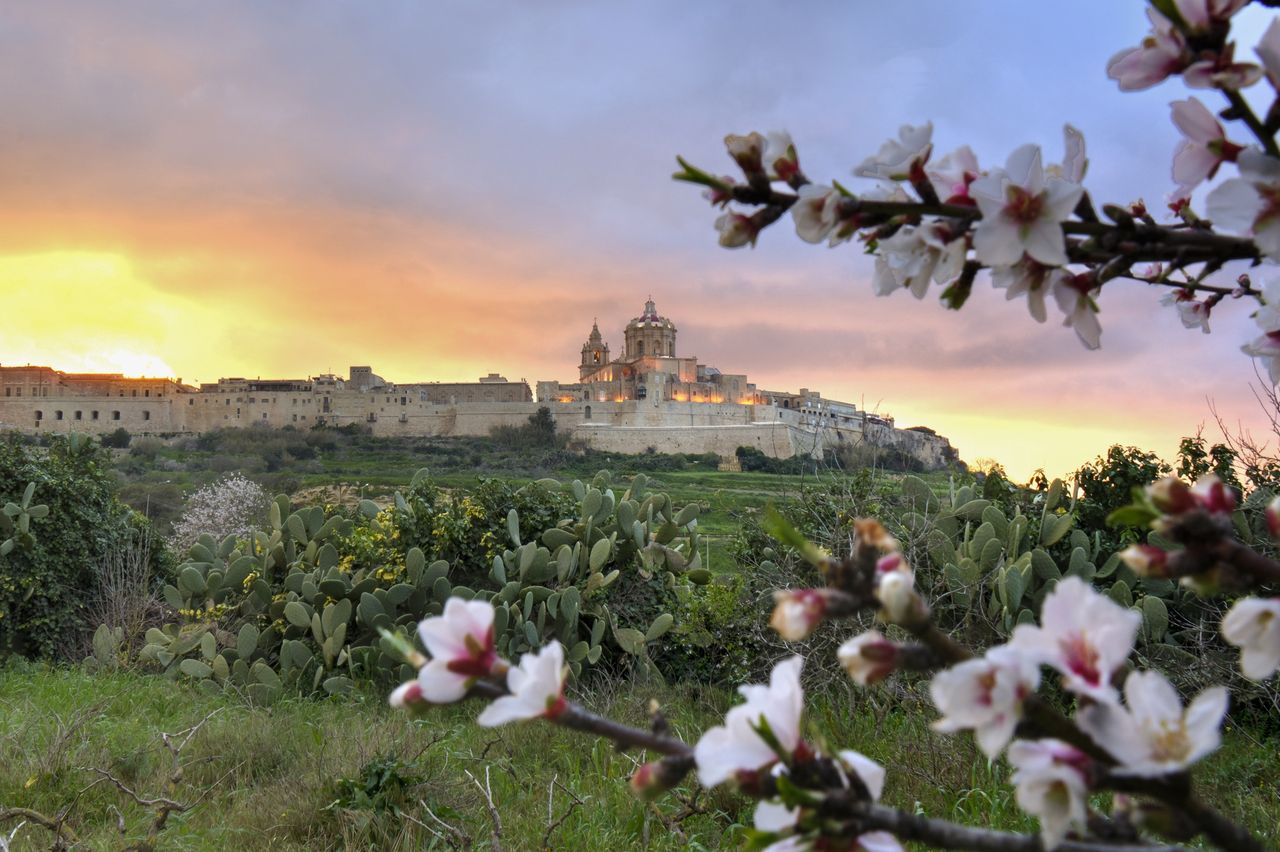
[
  {"xmin": 542, "ymin": 775, "xmax": 586, "ymax": 850},
  {"xmin": 466, "ymin": 766, "xmax": 502, "ymax": 851}
]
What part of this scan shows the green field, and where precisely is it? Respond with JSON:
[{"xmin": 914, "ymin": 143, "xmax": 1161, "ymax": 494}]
[{"xmin": 4, "ymin": 665, "xmax": 1276, "ymax": 851}]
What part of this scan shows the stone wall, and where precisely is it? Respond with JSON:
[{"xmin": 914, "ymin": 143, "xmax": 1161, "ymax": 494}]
[{"xmin": 0, "ymin": 391, "xmax": 957, "ymax": 470}]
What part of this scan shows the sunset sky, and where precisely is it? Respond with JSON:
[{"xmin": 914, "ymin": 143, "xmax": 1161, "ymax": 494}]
[{"xmin": 1, "ymin": 1, "xmax": 1277, "ymax": 480}]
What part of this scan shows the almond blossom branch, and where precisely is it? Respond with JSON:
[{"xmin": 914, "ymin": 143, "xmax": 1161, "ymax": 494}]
[{"xmin": 1219, "ymin": 88, "xmax": 1280, "ymax": 158}]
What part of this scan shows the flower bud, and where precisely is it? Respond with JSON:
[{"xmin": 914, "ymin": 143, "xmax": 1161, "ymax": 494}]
[
  {"xmin": 1146, "ymin": 477, "xmax": 1197, "ymax": 515},
  {"xmin": 770, "ymin": 588, "xmax": 829, "ymax": 641},
  {"xmin": 1268, "ymin": 496, "xmax": 1280, "ymax": 540},
  {"xmin": 629, "ymin": 760, "xmax": 683, "ymax": 801},
  {"xmin": 1191, "ymin": 474, "xmax": 1236, "ymax": 515},
  {"xmin": 837, "ymin": 630, "xmax": 899, "ymax": 685},
  {"xmin": 724, "ymin": 132, "xmax": 766, "ymax": 177},
  {"xmin": 853, "ymin": 518, "xmax": 898, "ymax": 552},
  {"xmin": 389, "ymin": 680, "xmax": 427, "ymax": 713},
  {"xmin": 876, "ymin": 570, "xmax": 925, "ymax": 626},
  {"xmin": 714, "ymin": 211, "xmax": 759, "ymax": 248},
  {"xmin": 1118, "ymin": 544, "xmax": 1170, "ymax": 578}
]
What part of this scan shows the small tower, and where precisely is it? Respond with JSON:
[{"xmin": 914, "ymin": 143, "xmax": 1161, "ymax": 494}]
[
  {"xmin": 579, "ymin": 319, "xmax": 610, "ymax": 380},
  {"xmin": 624, "ymin": 298, "xmax": 677, "ymax": 359}
]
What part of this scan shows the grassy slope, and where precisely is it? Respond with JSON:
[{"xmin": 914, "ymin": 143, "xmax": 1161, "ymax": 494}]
[{"xmin": 2, "ymin": 666, "xmax": 1276, "ymax": 851}]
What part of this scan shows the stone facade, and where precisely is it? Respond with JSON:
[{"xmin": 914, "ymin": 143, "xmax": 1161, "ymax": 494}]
[{"xmin": 0, "ymin": 301, "xmax": 959, "ymax": 468}]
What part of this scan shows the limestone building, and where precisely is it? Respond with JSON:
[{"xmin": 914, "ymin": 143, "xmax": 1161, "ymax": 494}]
[{"xmin": 0, "ymin": 300, "xmax": 959, "ymax": 469}]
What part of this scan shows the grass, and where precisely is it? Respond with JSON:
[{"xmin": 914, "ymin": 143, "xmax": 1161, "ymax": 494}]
[{"xmin": 2, "ymin": 664, "xmax": 1277, "ymax": 850}]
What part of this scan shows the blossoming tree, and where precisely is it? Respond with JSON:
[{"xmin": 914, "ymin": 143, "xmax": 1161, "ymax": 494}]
[{"xmin": 386, "ymin": 2, "xmax": 1280, "ymax": 849}]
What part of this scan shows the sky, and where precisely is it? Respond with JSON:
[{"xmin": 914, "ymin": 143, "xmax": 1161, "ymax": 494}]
[{"xmin": 0, "ymin": 0, "xmax": 1278, "ymax": 481}]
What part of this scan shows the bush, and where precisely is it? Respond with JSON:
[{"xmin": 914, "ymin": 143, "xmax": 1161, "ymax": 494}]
[
  {"xmin": 100, "ymin": 427, "xmax": 132, "ymax": 449},
  {"xmin": 0, "ymin": 436, "xmax": 151, "ymax": 658}
]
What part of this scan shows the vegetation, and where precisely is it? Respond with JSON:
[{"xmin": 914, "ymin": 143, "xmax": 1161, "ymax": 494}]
[{"xmin": 3, "ymin": 665, "xmax": 1276, "ymax": 850}]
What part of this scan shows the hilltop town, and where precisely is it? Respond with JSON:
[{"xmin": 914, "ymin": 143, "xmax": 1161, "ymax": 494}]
[{"xmin": 0, "ymin": 300, "xmax": 957, "ymax": 469}]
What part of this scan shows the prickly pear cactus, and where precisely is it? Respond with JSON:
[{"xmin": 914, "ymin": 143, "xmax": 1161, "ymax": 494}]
[
  {"xmin": 142, "ymin": 470, "xmax": 703, "ymax": 699},
  {"xmin": 904, "ymin": 474, "xmax": 1176, "ymax": 653}
]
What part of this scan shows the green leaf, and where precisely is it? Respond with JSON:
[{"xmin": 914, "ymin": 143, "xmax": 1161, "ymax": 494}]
[
  {"xmin": 507, "ymin": 508, "xmax": 521, "ymax": 547},
  {"xmin": 180, "ymin": 659, "xmax": 213, "ymax": 679},
  {"xmin": 645, "ymin": 613, "xmax": 674, "ymax": 642},
  {"xmin": 762, "ymin": 505, "xmax": 826, "ymax": 566},
  {"xmin": 613, "ymin": 627, "xmax": 646, "ymax": 654},
  {"xmin": 284, "ymin": 601, "xmax": 311, "ymax": 629}
]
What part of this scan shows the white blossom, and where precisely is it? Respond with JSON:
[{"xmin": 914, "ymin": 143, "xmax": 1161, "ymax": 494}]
[
  {"xmin": 1222, "ymin": 596, "xmax": 1280, "ymax": 679},
  {"xmin": 1045, "ymin": 124, "xmax": 1087, "ymax": 185},
  {"xmin": 389, "ymin": 680, "xmax": 425, "ymax": 709},
  {"xmin": 1106, "ymin": 8, "xmax": 1188, "ymax": 91},
  {"xmin": 927, "ymin": 145, "xmax": 980, "ymax": 201},
  {"xmin": 417, "ymin": 598, "xmax": 498, "ymax": 703},
  {"xmin": 1242, "ymin": 331, "xmax": 1280, "ymax": 383},
  {"xmin": 791, "ymin": 184, "xmax": 841, "ymax": 244},
  {"xmin": 725, "ymin": 132, "xmax": 765, "ymax": 174},
  {"xmin": 1011, "ymin": 576, "xmax": 1140, "ymax": 701},
  {"xmin": 755, "ymin": 799, "xmax": 799, "ymax": 833},
  {"xmin": 875, "ymin": 566, "xmax": 922, "ymax": 626},
  {"xmin": 836, "ymin": 750, "xmax": 886, "ymax": 801},
  {"xmin": 1160, "ymin": 289, "xmax": 1211, "ymax": 333},
  {"xmin": 1051, "ymin": 274, "xmax": 1103, "ymax": 350},
  {"xmin": 871, "ymin": 220, "xmax": 965, "ymax": 300},
  {"xmin": 1173, "ymin": 0, "xmax": 1250, "ymax": 30},
  {"xmin": 930, "ymin": 645, "xmax": 1040, "ymax": 759},
  {"xmin": 1171, "ymin": 98, "xmax": 1238, "ymax": 193},
  {"xmin": 855, "ymin": 122, "xmax": 933, "ymax": 181},
  {"xmin": 1207, "ymin": 148, "xmax": 1280, "ymax": 259},
  {"xmin": 695, "ymin": 656, "xmax": 805, "ymax": 787},
  {"xmin": 476, "ymin": 641, "xmax": 567, "ymax": 726},
  {"xmin": 168, "ymin": 473, "xmax": 269, "ymax": 555},
  {"xmin": 992, "ymin": 261, "xmax": 1061, "ymax": 323},
  {"xmin": 971, "ymin": 144, "xmax": 1083, "ymax": 268},
  {"xmin": 1008, "ymin": 739, "xmax": 1091, "ymax": 850},
  {"xmin": 1257, "ymin": 18, "xmax": 1280, "ymax": 88},
  {"xmin": 1077, "ymin": 671, "xmax": 1227, "ymax": 776}
]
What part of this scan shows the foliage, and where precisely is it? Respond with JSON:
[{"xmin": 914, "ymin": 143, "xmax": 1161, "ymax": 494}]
[
  {"xmin": 99, "ymin": 427, "xmax": 132, "ymax": 449},
  {"xmin": 133, "ymin": 470, "xmax": 706, "ymax": 700},
  {"xmin": 1073, "ymin": 444, "xmax": 1172, "ymax": 547},
  {"xmin": 0, "ymin": 435, "xmax": 149, "ymax": 659},
  {"xmin": 1177, "ymin": 435, "xmax": 1241, "ymax": 490},
  {"xmin": 488, "ymin": 405, "xmax": 567, "ymax": 450}
]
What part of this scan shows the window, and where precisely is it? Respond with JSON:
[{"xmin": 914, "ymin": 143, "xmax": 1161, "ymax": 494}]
[
  {"xmin": 400, "ymin": 396, "xmax": 407, "ymax": 405},
  {"xmin": 91, "ymin": 411, "xmax": 99, "ymax": 421},
  {"xmin": 3, "ymin": 388, "xmax": 8, "ymax": 397},
  {"xmin": 74, "ymin": 411, "xmax": 82, "ymax": 420},
  {"xmin": 143, "ymin": 411, "xmax": 151, "ymax": 421},
  {"xmin": 112, "ymin": 411, "xmax": 121, "ymax": 420},
  {"xmin": 188, "ymin": 399, "xmax": 193, "ymax": 405},
  {"xmin": 55, "ymin": 411, "xmax": 63, "ymax": 420},
  {"xmin": 144, "ymin": 389, "xmax": 150, "ymax": 397},
  {"xmin": 34, "ymin": 410, "xmax": 42, "ymax": 421},
  {"xmin": 636, "ymin": 341, "xmax": 644, "ymax": 356},
  {"xmin": 262, "ymin": 413, "xmax": 268, "ymax": 420},
  {"xmin": 132, "ymin": 390, "xmax": 137, "ymax": 397},
  {"xmin": 584, "ymin": 405, "xmax": 592, "ymax": 420}
]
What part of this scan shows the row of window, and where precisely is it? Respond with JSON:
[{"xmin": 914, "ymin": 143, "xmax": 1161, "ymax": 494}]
[
  {"xmin": 33, "ymin": 410, "xmax": 151, "ymax": 422},
  {"xmin": 5, "ymin": 387, "xmax": 160, "ymax": 397}
]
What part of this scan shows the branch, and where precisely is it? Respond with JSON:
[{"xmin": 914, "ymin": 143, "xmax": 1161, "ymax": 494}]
[
  {"xmin": 823, "ymin": 797, "xmax": 1196, "ymax": 852},
  {"xmin": 541, "ymin": 775, "xmax": 586, "ymax": 850},
  {"xmin": 1220, "ymin": 88, "xmax": 1280, "ymax": 158},
  {"xmin": 0, "ymin": 807, "xmax": 78, "ymax": 848}
]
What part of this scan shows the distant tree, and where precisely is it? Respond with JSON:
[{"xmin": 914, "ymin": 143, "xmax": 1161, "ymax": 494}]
[{"xmin": 100, "ymin": 427, "xmax": 132, "ymax": 449}]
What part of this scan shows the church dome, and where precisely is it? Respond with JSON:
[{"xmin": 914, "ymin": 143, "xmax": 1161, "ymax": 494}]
[{"xmin": 627, "ymin": 298, "xmax": 675, "ymax": 330}]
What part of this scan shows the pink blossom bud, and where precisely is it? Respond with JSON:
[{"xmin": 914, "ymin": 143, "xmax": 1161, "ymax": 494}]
[
  {"xmin": 1147, "ymin": 477, "xmax": 1197, "ymax": 515},
  {"xmin": 1118, "ymin": 544, "xmax": 1170, "ymax": 578},
  {"xmin": 875, "ymin": 552, "xmax": 904, "ymax": 576},
  {"xmin": 389, "ymin": 680, "xmax": 425, "ymax": 710},
  {"xmin": 837, "ymin": 630, "xmax": 899, "ymax": 685},
  {"xmin": 770, "ymin": 588, "xmax": 829, "ymax": 641},
  {"xmin": 701, "ymin": 176, "xmax": 737, "ymax": 209},
  {"xmin": 630, "ymin": 760, "xmax": 681, "ymax": 800},
  {"xmin": 1191, "ymin": 474, "xmax": 1236, "ymax": 515}
]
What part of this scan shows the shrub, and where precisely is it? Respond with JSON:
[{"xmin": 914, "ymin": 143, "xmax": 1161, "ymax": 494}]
[{"xmin": 0, "ymin": 436, "xmax": 146, "ymax": 658}]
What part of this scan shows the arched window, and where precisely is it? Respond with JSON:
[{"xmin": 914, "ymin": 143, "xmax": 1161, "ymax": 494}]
[
  {"xmin": 112, "ymin": 411, "xmax": 121, "ymax": 420},
  {"xmin": 584, "ymin": 405, "xmax": 592, "ymax": 420},
  {"xmin": 34, "ymin": 410, "xmax": 43, "ymax": 421},
  {"xmin": 636, "ymin": 341, "xmax": 644, "ymax": 356},
  {"xmin": 55, "ymin": 410, "xmax": 63, "ymax": 420}
]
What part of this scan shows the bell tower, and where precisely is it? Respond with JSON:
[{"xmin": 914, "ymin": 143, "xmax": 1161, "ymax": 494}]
[{"xmin": 579, "ymin": 319, "xmax": 610, "ymax": 380}]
